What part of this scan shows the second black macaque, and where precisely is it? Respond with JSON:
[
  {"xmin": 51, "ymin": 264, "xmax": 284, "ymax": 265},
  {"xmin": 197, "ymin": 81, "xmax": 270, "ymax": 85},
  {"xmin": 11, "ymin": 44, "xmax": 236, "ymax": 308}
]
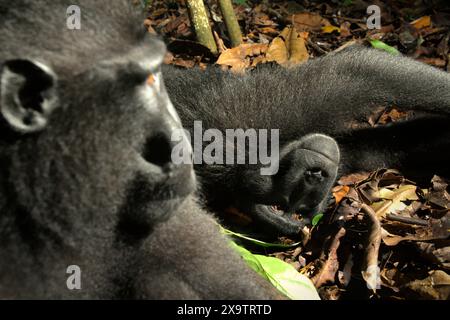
[
  {"xmin": 0, "ymin": 0, "xmax": 284, "ymax": 299},
  {"xmin": 163, "ymin": 47, "xmax": 450, "ymax": 239}
]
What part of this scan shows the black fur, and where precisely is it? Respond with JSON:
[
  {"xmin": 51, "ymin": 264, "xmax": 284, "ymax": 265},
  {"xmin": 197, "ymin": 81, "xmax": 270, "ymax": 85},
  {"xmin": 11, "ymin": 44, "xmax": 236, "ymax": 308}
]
[
  {"xmin": 0, "ymin": 0, "xmax": 283, "ymax": 299},
  {"xmin": 163, "ymin": 47, "xmax": 450, "ymax": 238}
]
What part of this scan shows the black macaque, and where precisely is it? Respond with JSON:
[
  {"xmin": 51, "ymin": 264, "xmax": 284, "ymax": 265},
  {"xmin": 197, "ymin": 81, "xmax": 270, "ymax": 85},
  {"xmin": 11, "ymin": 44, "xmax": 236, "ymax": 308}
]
[
  {"xmin": 0, "ymin": 0, "xmax": 284, "ymax": 299},
  {"xmin": 163, "ymin": 46, "xmax": 450, "ymax": 239}
]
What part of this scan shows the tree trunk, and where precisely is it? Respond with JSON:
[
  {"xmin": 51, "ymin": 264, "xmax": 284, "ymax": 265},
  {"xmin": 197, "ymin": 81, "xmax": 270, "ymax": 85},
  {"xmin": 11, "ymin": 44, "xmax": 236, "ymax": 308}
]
[{"xmin": 186, "ymin": 0, "xmax": 218, "ymax": 54}]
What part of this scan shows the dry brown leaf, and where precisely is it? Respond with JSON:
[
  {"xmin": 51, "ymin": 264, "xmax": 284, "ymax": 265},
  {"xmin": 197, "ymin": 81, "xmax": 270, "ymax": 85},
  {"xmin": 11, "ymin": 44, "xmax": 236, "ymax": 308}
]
[
  {"xmin": 357, "ymin": 169, "xmax": 414, "ymax": 203},
  {"xmin": 332, "ymin": 185, "xmax": 350, "ymax": 204},
  {"xmin": 266, "ymin": 27, "xmax": 309, "ymax": 67},
  {"xmin": 377, "ymin": 108, "xmax": 411, "ymax": 125},
  {"xmin": 381, "ymin": 228, "xmax": 413, "ymax": 246},
  {"xmin": 251, "ymin": 55, "xmax": 267, "ymax": 67},
  {"xmin": 339, "ymin": 21, "xmax": 352, "ymax": 38},
  {"xmin": 403, "ymin": 270, "xmax": 450, "ymax": 299},
  {"xmin": 415, "ymin": 242, "xmax": 450, "ymax": 266},
  {"xmin": 380, "ymin": 268, "xmax": 401, "ymax": 292},
  {"xmin": 377, "ymin": 185, "xmax": 419, "ymax": 201},
  {"xmin": 292, "ymin": 12, "xmax": 331, "ymax": 32},
  {"xmin": 253, "ymin": 12, "xmax": 277, "ymax": 27},
  {"xmin": 287, "ymin": 29, "xmax": 309, "ymax": 66},
  {"xmin": 372, "ymin": 200, "xmax": 407, "ymax": 217},
  {"xmin": 164, "ymin": 15, "xmax": 189, "ymax": 34},
  {"xmin": 258, "ymin": 27, "xmax": 279, "ymax": 35},
  {"xmin": 163, "ymin": 51, "xmax": 174, "ymax": 64},
  {"xmin": 266, "ymin": 37, "xmax": 288, "ymax": 65},
  {"xmin": 410, "ymin": 15, "xmax": 432, "ymax": 30},
  {"xmin": 170, "ymin": 57, "xmax": 196, "ymax": 69},
  {"xmin": 216, "ymin": 43, "xmax": 268, "ymax": 72},
  {"xmin": 381, "ymin": 214, "xmax": 449, "ymax": 246},
  {"xmin": 396, "ymin": 201, "xmax": 424, "ymax": 217},
  {"xmin": 427, "ymin": 175, "xmax": 450, "ymax": 209},
  {"xmin": 371, "ymin": 185, "xmax": 419, "ymax": 217}
]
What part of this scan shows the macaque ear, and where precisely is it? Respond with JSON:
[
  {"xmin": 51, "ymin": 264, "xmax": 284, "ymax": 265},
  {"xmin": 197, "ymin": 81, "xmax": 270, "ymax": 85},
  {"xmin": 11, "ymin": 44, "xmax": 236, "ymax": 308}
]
[{"xmin": 0, "ymin": 59, "xmax": 59, "ymax": 133}]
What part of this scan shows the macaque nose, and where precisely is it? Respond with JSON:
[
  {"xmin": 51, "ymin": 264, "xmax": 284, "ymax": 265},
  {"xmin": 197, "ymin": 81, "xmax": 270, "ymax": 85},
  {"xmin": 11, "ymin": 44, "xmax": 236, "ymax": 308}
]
[
  {"xmin": 142, "ymin": 131, "xmax": 174, "ymax": 170},
  {"xmin": 141, "ymin": 123, "xmax": 192, "ymax": 175}
]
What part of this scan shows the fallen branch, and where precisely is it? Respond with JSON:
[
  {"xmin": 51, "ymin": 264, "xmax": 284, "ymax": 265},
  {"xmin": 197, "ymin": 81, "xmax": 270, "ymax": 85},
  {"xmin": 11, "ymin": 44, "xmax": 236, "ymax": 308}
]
[
  {"xmin": 311, "ymin": 227, "xmax": 346, "ymax": 288},
  {"xmin": 361, "ymin": 204, "xmax": 382, "ymax": 293},
  {"xmin": 386, "ymin": 213, "xmax": 428, "ymax": 226}
]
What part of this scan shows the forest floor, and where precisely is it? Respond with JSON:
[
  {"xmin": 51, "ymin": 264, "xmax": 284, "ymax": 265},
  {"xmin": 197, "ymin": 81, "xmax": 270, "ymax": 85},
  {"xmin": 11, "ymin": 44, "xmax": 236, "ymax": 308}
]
[{"xmin": 146, "ymin": 0, "xmax": 450, "ymax": 300}]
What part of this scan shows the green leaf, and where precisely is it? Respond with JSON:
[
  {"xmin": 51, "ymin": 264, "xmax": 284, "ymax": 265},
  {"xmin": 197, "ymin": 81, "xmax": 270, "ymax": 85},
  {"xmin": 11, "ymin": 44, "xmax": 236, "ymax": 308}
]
[
  {"xmin": 219, "ymin": 225, "xmax": 301, "ymax": 248},
  {"xmin": 368, "ymin": 39, "xmax": 400, "ymax": 56},
  {"xmin": 230, "ymin": 242, "xmax": 320, "ymax": 300},
  {"xmin": 312, "ymin": 213, "xmax": 324, "ymax": 226}
]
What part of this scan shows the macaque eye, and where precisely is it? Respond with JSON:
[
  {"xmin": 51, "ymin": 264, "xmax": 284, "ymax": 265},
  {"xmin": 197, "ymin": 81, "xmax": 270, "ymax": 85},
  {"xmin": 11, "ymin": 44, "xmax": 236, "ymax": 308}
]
[
  {"xmin": 146, "ymin": 71, "xmax": 162, "ymax": 91},
  {"xmin": 305, "ymin": 168, "xmax": 325, "ymax": 183},
  {"xmin": 146, "ymin": 73, "xmax": 155, "ymax": 86}
]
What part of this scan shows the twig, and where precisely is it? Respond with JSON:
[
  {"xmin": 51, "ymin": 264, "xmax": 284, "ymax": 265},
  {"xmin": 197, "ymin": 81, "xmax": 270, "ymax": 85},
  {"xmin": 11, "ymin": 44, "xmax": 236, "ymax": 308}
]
[
  {"xmin": 306, "ymin": 38, "xmax": 329, "ymax": 55},
  {"xmin": 265, "ymin": 7, "xmax": 287, "ymax": 25},
  {"xmin": 386, "ymin": 213, "xmax": 428, "ymax": 226}
]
